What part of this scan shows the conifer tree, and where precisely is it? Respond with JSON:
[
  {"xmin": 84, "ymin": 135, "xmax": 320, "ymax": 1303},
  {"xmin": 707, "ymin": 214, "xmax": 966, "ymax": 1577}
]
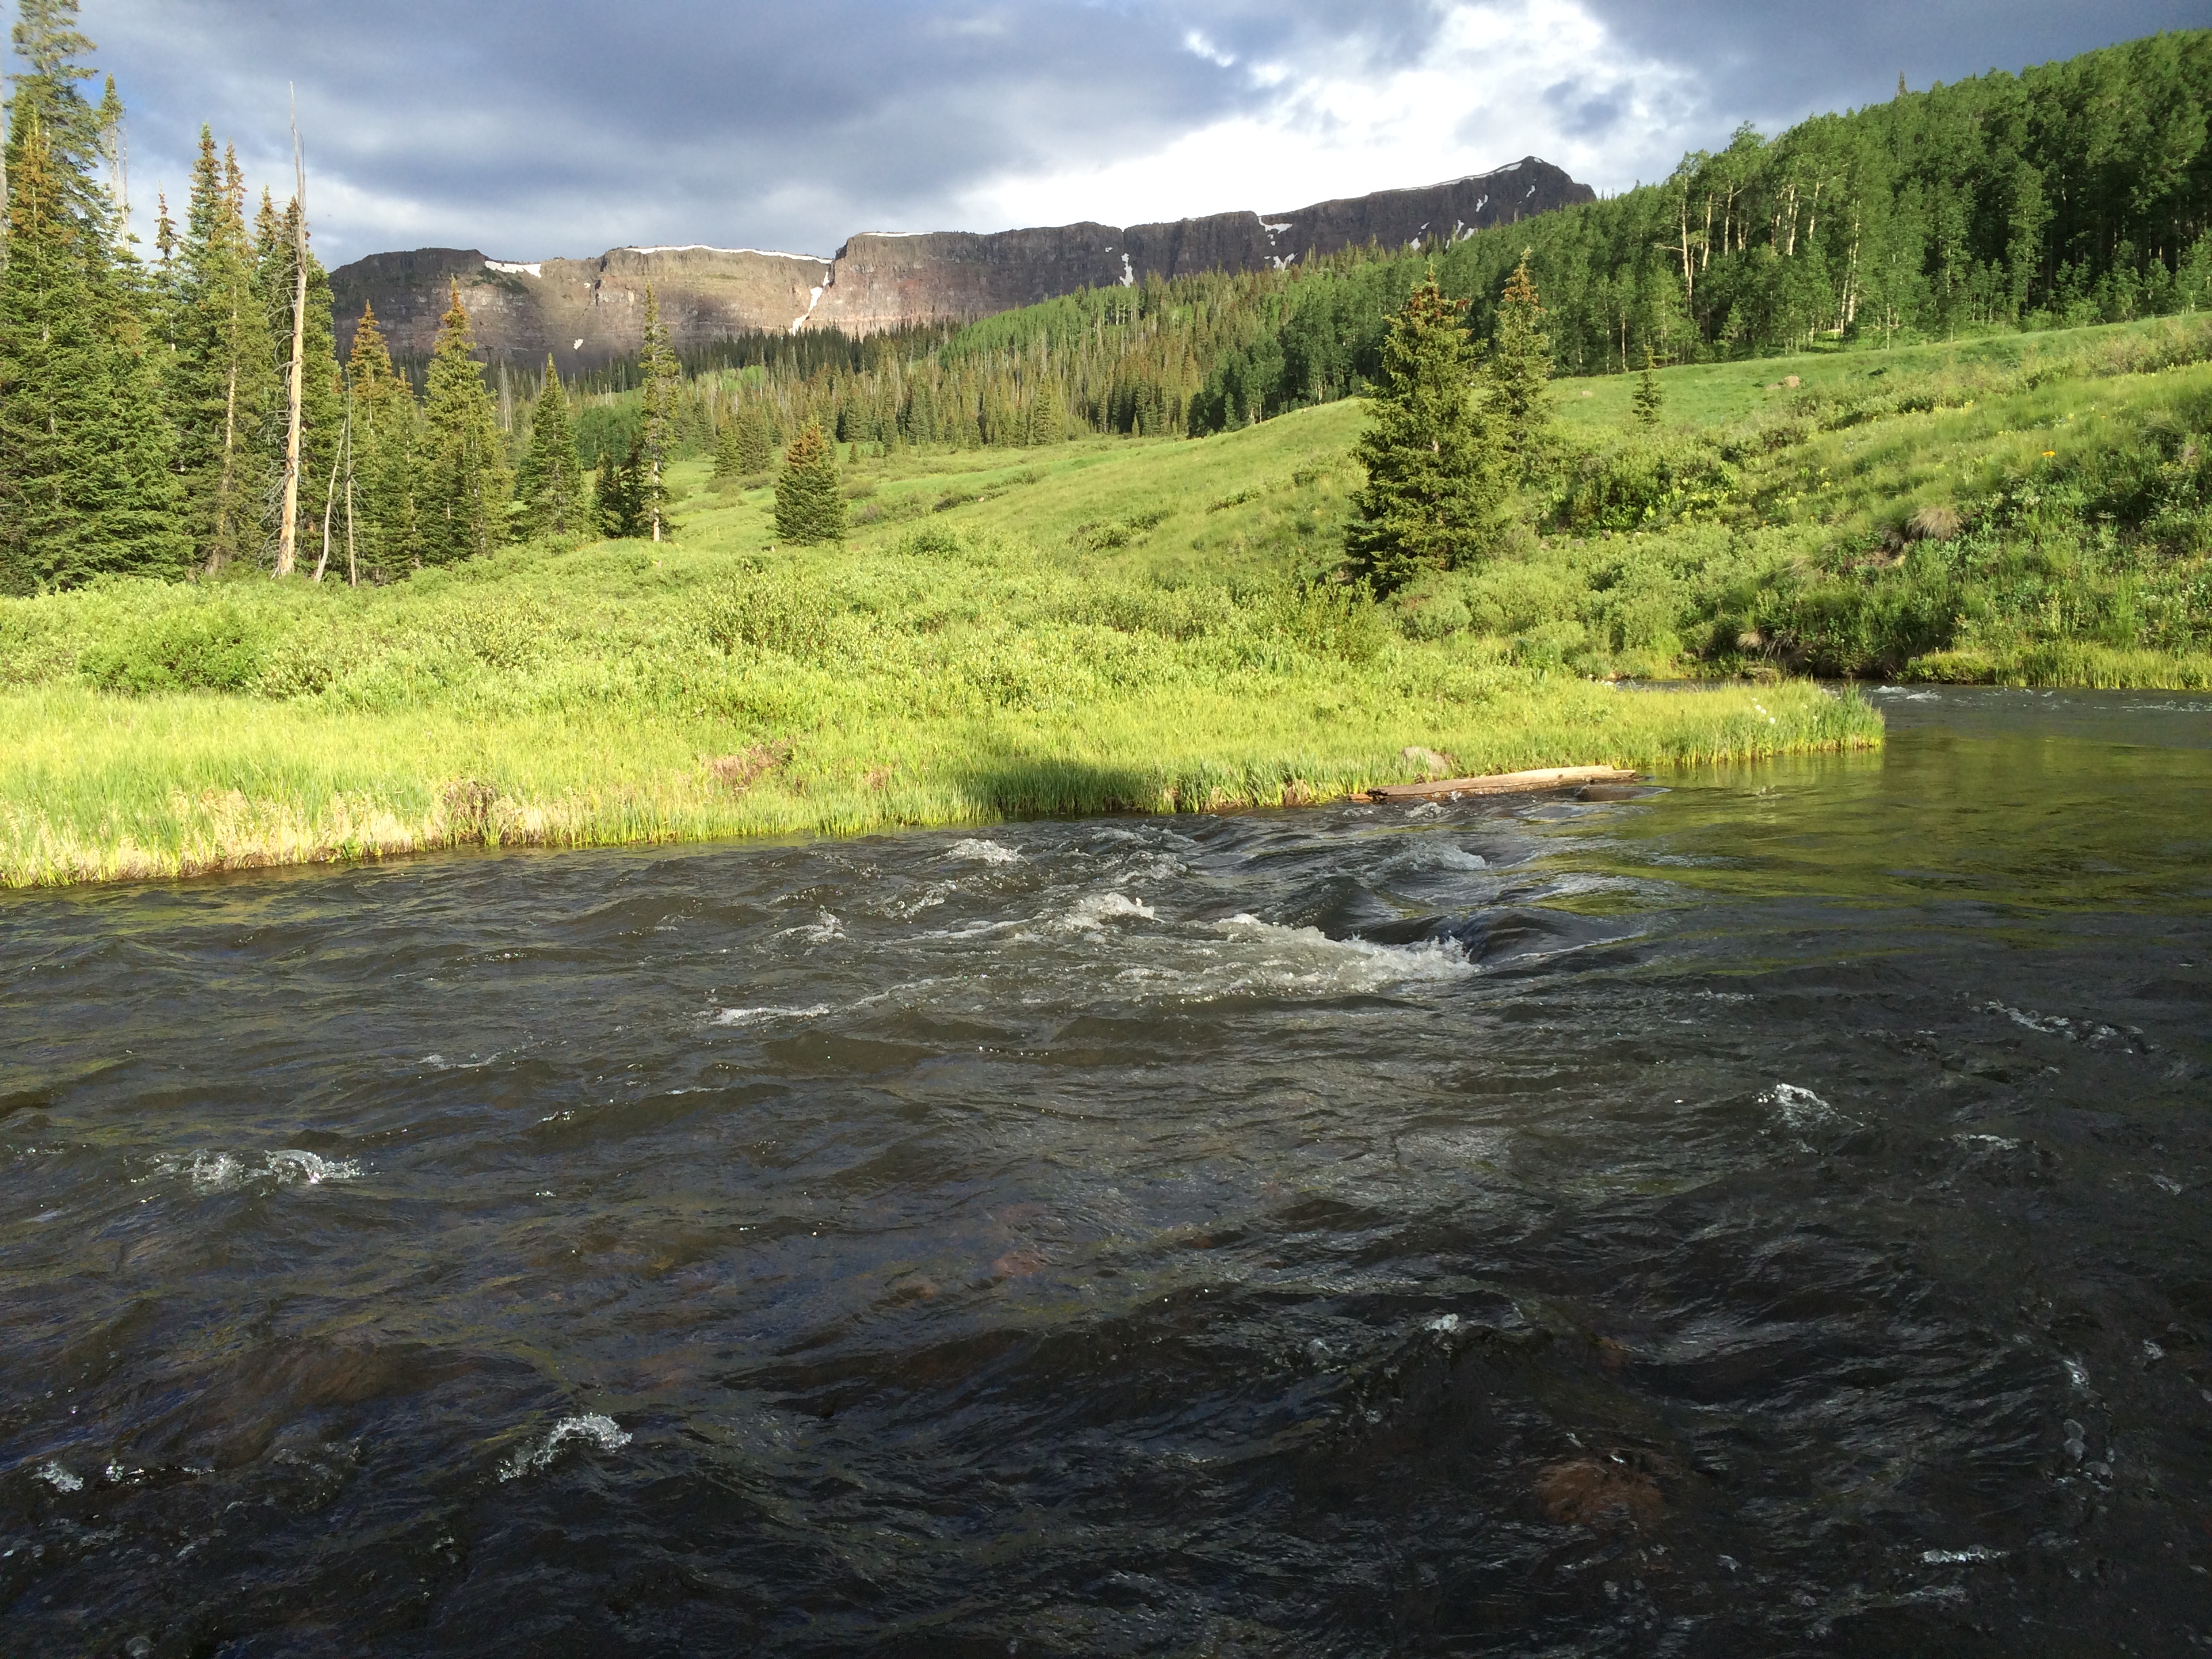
[
  {"xmin": 1028, "ymin": 382, "xmax": 1067, "ymax": 446},
  {"xmin": 1490, "ymin": 256, "xmax": 1553, "ymax": 479},
  {"xmin": 167, "ymin": 131, "xmax": 275, "ymax": 571},
  {"xmin": 595, "ymin": 441, "xmax": 648, "ymax": 539},
  {"xmin": 92, "ymin": 70, "xmax": 121, "ymax": 211},
  {"xmin": 638, "ymin": 281, "xmax": 680, "ymax": 541},
  {"xmin": 1631, "ymin": 348, "xmax": 1665, "ymax": 428},
  {"xmin": 593, "ymin": 446, "xmax": 622, "ymax": 536},
  {"xmin": 0, "ymin": 112, "xmax": 184, "ymax": 588},
  {"xmin": 514, "ymin": 356, "xmax": 586, "ymax": 536},
  {"xmin": 773, "ymin": 420, "xmax": 846, "ymax": 545},
  {"xmin": 343, "ymin": 302, "xmax": 419, "ymax": 571},
  {"xmin": 419, "ymin": 283, "xmax": 509, "ymax": 564},
  {"xmin": 6, "ymin": 0, "xmax": 100, "ymax": 205},
  {"xmin": 1343, "ymin": 273, "xmax": 1507, "ymax": 593},
  {"xmin": 734, "ymin": 403, "xmax": 773, "ymax": 472},
  {"xmin": 711, "ymin": 407, "xmax": 745, "ymax": 480}
]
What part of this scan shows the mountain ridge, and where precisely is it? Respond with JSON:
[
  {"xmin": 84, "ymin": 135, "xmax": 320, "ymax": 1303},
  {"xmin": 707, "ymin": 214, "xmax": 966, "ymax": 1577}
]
[{"xmin": 328, "ymin": 158, "xmax": 1595, "ymax": 369}]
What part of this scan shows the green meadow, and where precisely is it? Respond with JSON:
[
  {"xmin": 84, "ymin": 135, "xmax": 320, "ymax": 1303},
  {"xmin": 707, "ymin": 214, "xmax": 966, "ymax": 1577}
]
[
  {"xmin": 0, "ymin": 393, "xmax": 1889, "ymax": 888},
  {"xmin": 18, "ymin": 308, "xmax": 2212, "ymax": 889}
]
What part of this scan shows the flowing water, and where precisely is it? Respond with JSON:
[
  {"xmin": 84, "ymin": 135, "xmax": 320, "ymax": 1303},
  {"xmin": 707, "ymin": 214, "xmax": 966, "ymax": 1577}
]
[{"xmin": 4, "ymin": 687, "xmax": 2211, "ymax": 1656}]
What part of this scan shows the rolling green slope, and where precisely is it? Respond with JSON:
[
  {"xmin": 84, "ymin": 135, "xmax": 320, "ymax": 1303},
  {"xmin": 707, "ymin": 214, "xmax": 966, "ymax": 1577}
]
[{"xmin": 0, "ymin": 404, "xmax": 1879, "ymax": 888}]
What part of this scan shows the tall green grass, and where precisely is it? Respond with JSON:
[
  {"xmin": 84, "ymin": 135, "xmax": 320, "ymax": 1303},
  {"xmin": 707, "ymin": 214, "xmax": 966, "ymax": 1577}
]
[{"xmin": 0, "ymin": 468, "xmax": 1879, "ymax": 887}]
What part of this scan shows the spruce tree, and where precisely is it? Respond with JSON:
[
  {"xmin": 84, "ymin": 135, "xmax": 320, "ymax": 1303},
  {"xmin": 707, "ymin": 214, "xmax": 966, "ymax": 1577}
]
[
  {"xmin": 1631, "ymin": 348, "xmax": 1665, "ymax": 428},
  {"xmin": 6, "ymin": 0, "xmax": 100, "ymax": 202},
  {"xmin": 419, "ymin": 283, "xmax": 509, "ymax": 565},
  {"xmin": 711, "ymin": 407, "xmax": 744, "ymax": 481},
  {"xmin": 1490, "ymin": 256, "xmax": 1553, "ymax": 479},
  {"xmin": 0, "ymin": 103, "xmax": 183, "ymax": 588},
  {"xmin": 773, "ymin": 420, "xmax": 845, "ymax": 544},
  {"xmin": 343, "ymin": 302, "xmax": 419, "ymax": 572},
  {"xmin": 638, "ymin": 282, "xmax": 680, "ymax": 541},
  {"xmin": 514, "ymin": 356, "xmax": 586, "ymax": 536},
  {"xmin": 592, "ymin": 446, "xmax": 622, "ymax": 537},
  {"xmin": 167, "ymin": 131, "xmax": 275, "ymax": 571},
  {"xmin": 734, "ymin": 403, "xmax": 773, "ymax": 472},
  {"xmin": 596, "ymin": 441, "xmax": 648, "ymax": 539},
  {"xmin": 1343, "ymin": 273, "xmax": 1507, "ymax": 593}
]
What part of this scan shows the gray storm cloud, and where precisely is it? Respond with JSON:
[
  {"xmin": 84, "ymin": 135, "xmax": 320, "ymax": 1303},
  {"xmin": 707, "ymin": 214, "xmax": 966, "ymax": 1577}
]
[{"xmin": 68, "ymin": 0, "xmax": 2204, "ymax": 264}]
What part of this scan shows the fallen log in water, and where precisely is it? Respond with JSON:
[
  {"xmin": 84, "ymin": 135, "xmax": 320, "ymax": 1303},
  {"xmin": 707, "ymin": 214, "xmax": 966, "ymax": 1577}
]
[{"xmin": 1366, "ymin": 766, "xmax": 1640, "ymax": 803}]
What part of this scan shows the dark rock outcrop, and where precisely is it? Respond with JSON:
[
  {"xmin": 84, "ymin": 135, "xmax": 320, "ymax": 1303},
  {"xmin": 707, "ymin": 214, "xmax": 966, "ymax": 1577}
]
[{"xmin": 330, "ymin": 157, "xmax": 1593, "ymax": 368}]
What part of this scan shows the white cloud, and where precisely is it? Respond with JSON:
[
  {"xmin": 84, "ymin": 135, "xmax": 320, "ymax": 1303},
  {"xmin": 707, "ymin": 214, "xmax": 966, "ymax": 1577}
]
[
  {"xmin": 1182, "ymin": 28, "xmax": 1237, "ymax": 68},
  {"xmin": 963, "ymin": 0, "xmax": 1698, "ymax": 232}
]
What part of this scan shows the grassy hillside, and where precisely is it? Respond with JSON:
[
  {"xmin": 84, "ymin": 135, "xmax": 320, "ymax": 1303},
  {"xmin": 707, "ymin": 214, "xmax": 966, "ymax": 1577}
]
[
  {"xmin": 0, "ymin": 404, "xmax": 1881, "ymax": 888},
  {"xmin": 1420, "ymin": 314, "xmax": 2212, "ymax": 684}
]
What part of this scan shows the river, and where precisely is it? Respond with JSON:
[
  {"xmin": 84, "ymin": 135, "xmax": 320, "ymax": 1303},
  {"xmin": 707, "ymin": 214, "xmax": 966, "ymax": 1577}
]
[{"xmin": 4, "ymin": 687, "xmax": 2209, "ymax": 1655}]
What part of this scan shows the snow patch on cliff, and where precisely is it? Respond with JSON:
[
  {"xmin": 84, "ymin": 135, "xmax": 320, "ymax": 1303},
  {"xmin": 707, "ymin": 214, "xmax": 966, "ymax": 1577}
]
[
  {"xmin": 790, "ymin": 283, "xmax": 827, "ymax": 334},
  {"xmin": 485, "ymin": 260, "xmax": 542, "ymax": 277},
  {"xmin": 627, "ymin": 243, "xmax": 830, "ymax": 264}
]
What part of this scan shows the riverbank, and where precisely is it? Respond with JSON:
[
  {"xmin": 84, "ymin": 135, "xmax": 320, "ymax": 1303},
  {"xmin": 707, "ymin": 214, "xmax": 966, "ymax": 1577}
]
[
  {"xmin": 0, "ymin": 523, "xmax": 1877, "ymax": 886},
  {"xmin": 9, "ymin": 377, "xmax": 2035, "ymax": 890}
]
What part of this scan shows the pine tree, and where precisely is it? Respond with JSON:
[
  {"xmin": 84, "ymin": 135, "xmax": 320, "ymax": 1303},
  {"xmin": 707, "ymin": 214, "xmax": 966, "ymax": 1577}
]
[
  {"xmin": 0, "ymin": 113, "xmax": 184, "ymax": 589},
  {"xmin": 734, "ymin": 403, "xmax": 773, "ymax": 472},
  {"xmin": 418, "ymin": 283, "xmax": 510, "ymax": 565},
  {"xmin": 1343, "ymin": 273, "xmax": 1508, "ymax": 593},
  {"xmin": 1490, "ymin": 255, "xmax": 1553, "ymax": 479},
  {"xmin": 93, "ymin": 72, "xmax": 122, "ymax": 211},
  {"xmin": 1631, "ymin": 348, "xmax": 1665, "ymax": 428},
  {"xmin": 711, "ymin": 407, "xmax": 745, "ymax": 480},
  {"xmin": 6, "ymin": 0, "xmax": 100, "ymax": 208},
  {"xmin": 342, "ymin": 302, "xmax": 419, "ymax": 573},
  {"xmin": 773, "ymin": 420, "xmax": 846, "ymax": 545},
  {"xmin": 514, "ymin": 356, "xmax": 587, "ymax": 537},
  {"xmin": 167, "ymin": 131, "xmax": 275, "ymax": 571},
  {"xmin": 638, "ymin": 281, "xmax": 680, "ymax": 541},
  {"xmin": 595, "ymin": 441, "xmax": 648, "ymax": 539}
]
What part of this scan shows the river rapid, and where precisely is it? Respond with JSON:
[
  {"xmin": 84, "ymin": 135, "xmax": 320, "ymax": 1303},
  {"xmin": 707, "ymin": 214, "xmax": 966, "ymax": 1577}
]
[{"xmin": 4, "ymin": 687, "xmax": 2210, "ymax": 1656}]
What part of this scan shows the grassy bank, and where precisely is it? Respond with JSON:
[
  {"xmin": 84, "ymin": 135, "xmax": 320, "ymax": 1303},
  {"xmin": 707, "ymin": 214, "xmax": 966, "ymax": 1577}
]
[
  {"xmin": 26, "ymin": 309, "xmax": 2212, "ymax": 889},
  {"xmin": 0, "ymin": 414, "xmax": 1879, "ymax": 887}
]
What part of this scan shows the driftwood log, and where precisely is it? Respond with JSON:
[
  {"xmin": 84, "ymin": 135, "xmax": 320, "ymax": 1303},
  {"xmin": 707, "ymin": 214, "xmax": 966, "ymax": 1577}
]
[{"xmin": 1367, "ymin": 766, "xmax": 1639, "ymax": 803}]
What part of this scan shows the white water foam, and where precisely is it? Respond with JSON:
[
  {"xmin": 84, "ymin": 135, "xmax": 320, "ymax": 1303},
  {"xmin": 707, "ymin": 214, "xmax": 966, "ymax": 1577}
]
[
  {"xmin": 1056, "ymin": 893, "xmax": 1158, "ymax": 933},
  {"xmin": 1116, "ymin": 915, "xmax": 1474, "ymax": 1003},
  {"xmin": 36, "ymin": 1462, "xmax": 82, "ymax": 1493},
  {"xmin": 499, "ymin": 1413, "xmax": 631, "ymax": 1481},
  {"xmin": 946, "ymin": 838, "xmax": 1022, "ymax": 865},
  {"xmin": 780, "ymin": 910, "xmax": 844, "ymax": 945},
  {"xmin": 1762, "ymin": 1083, "xmax": 1853, "ymax": 1129},
  {"xmin": 710, "ymin": 1004, "xmax": 832, "ymax": 1028},
  {"xmin": 1922, "ymin": 1545, "xmax": 2007, "ymax": 1564},
  {"xmin": 150, "ymin": 1149, "xmax": 363, "ymax": 1193}
]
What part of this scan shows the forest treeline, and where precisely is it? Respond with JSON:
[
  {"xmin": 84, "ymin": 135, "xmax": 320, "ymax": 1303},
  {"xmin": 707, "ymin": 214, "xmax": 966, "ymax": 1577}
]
[
  {"xmin": 712, "ymin": 28, "xmax": 2212, "ymax": 455},
  {"xmin": 3, "ymin": 5, "xmax": 2210, "ymax": 594}
]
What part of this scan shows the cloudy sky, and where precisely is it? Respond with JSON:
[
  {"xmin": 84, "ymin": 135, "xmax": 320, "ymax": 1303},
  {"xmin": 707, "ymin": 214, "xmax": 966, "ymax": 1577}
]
[{"xmin": 63, "ymin": 0, "xmax": 2205, "ymax": 267}]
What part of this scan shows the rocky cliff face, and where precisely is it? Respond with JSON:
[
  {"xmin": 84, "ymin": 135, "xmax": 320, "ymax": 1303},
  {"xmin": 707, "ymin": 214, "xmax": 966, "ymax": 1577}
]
[
  {"xmin": 330, "ymin": 158, "xmax": 1593, "ymax": 369},
  {"xmin": 331, "ymin": 245, "xmax": 832, "ymax": 371}
]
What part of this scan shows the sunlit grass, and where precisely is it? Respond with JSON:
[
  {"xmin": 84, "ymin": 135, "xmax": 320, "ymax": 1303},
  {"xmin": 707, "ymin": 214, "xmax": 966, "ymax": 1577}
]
[{"xmin": 0, "ymin": 435, "xmax": 1881, "ymax": 889}]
